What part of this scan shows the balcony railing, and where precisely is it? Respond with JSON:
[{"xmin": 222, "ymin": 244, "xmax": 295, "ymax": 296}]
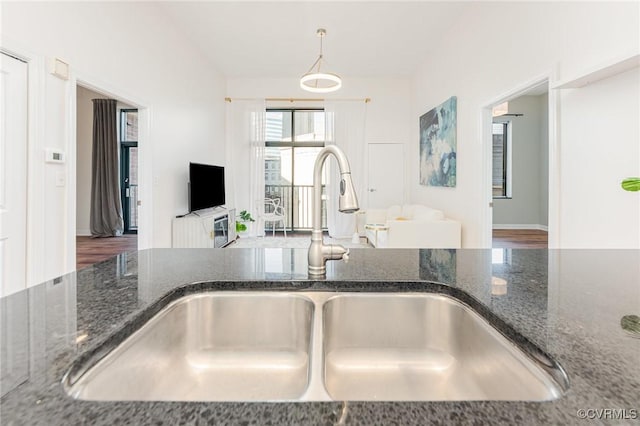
[{"xmin": 265, "ymin": 184, "xmax": 327, "ymax": 230}]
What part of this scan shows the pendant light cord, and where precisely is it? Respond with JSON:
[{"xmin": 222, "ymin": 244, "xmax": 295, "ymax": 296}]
[{"xmin": 305, "ymin": 31, "xmax": 325, "ymax": 83}]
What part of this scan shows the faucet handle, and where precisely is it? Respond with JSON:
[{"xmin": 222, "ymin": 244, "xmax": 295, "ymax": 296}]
[{"xmin": 342, "ymin": 249, "xmax": 350, "ymax": 263}]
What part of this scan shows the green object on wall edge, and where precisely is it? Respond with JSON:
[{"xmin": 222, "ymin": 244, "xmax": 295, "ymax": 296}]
[{"xmin": 621, "ymin": 177, "xmax": 640, "ymax": 192}]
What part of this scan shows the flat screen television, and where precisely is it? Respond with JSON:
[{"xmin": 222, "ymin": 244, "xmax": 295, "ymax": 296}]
[{"xmin": 189, "ymin": 162, "xmax": 225, "ymax": 212}]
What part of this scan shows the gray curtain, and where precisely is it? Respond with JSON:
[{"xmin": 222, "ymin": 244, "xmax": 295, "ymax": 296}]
[{"xmin": 90, "ymin": 99, "xmax": 124, "ymax": 237}]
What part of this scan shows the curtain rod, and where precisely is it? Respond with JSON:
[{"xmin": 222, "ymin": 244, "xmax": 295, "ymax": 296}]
[{"xmin": 224, "ymin": 97, "xmax": 371, "ymax": 103}]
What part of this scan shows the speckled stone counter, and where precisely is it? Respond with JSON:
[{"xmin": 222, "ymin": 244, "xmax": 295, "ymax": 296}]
[{"xmin": 1, "ymin": 248, "xmax": 639, "ymax": 425}]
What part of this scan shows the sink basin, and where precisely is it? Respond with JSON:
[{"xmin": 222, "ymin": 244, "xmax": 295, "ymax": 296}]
[
  {"xmin": 65, "ymin": 293, "xmax": 314, "ymax": 401},
  {"xmin": 323, "ymin": 293, "xmax": 565, "ymax": 401},
  {"xmin": 65, "ymin": 290, "xmax": 567, "ymax": 402}
]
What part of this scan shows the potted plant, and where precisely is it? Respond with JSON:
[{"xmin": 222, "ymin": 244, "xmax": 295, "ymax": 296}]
[{"xmin": 235, "ymin": 210, "xmax": 255, "ymax": 236}]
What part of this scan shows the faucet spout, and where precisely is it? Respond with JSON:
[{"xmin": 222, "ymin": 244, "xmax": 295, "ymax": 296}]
[{"xmin": 308, "ymin": 146, "xmax": 359, "ymax": 277}]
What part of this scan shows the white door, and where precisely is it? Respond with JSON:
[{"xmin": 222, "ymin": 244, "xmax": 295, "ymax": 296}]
[
  {"xmin": 367, "ymin": 143, "xmax": 404, "ymax": 208},
  {"xmin": 0, "ymin": 53, "xmax": 28, "ymax": 297}
]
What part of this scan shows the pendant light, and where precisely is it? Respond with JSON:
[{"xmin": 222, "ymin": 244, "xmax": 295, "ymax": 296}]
[{"xmin": 300, "ymin": 28, "xmax": 342, "ymax": 93}]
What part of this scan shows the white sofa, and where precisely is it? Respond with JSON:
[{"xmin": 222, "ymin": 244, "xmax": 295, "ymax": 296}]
[{"xmin": 364, "ymin": 204, "xmax": 461, "ymax": 248}]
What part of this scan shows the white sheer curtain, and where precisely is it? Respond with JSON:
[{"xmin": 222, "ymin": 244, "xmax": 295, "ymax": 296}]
[
  {"xmin": 225, "ymin": 99, "xmax": 266, "ymax": 237},
  {"xmin": 324, "ymin": 101, "xmax": 368, "ymax": 238}
]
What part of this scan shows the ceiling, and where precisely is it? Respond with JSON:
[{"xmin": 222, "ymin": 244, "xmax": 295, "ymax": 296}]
[{"xmin": 157, "ymin": 2, "xmax": 470, "ymax": 79}]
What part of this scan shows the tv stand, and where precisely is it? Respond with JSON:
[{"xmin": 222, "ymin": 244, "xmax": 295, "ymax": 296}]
[{"xmin": 172, "ymin": 207, "xmax": 236, "ymax": 248}]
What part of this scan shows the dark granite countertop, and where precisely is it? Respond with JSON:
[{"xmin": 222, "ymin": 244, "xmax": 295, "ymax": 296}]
[{"xmin": 1, "ymin": 248, "xmax": 639, "ymax": 425}]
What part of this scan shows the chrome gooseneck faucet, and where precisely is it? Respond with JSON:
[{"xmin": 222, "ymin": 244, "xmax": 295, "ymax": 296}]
[{"xmin": 308, "ymin": 145, "xmax": 359, "ymax": 277}]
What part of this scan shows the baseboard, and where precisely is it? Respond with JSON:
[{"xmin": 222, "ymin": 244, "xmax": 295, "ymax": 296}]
[
  {"xmin": 493, "ymin": 224, "xmax": 548, "ymax": 231},
  {"xmin": 76, "ymin": 229, "xmax": 91, "ymax": 236}
]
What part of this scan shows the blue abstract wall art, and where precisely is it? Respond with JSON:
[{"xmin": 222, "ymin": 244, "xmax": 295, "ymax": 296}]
[{"xmin": 419, "ymin": 96, "xmax": 457, "ymax": 187}]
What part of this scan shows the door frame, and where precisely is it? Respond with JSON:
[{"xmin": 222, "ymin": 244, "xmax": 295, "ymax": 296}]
[
  {"xmin": 480, "ymin": 71, "xmax": 560, "ymax": 248},
  {"xmin": 69, "ymin": 72, "xmax": 151, "ymax": 270},
  {"xmin": 0, "ymin": 52, "xmax": 29, "ymax": 296},
  {"xmin": 0, "ymin": 43, "xmax": 47, "ymax": 286}
]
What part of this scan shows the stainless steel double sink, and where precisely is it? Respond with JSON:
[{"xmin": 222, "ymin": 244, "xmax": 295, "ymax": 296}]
[{"xmin": 64, "ymin": 292, "xmax": 568, "ymax": 402}]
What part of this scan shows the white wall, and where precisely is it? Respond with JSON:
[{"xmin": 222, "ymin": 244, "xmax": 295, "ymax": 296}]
[
  {"xmin": 411, "ymin": 1, "xmax": 639, "ymax": 248},
  {"xmin": 493, "ymin": 94, "xmax": 548, "ymax": 228},
  {"xmin": 2, "ymin": 2, "xmax": 226, "ymax": 282},
  {"xmin": 559, "ymin": 67, "xmax": 640, "ymax": 248},
  {"xmin": 226, "ymin": 77, "xmax": 413, "ymax": 210}
]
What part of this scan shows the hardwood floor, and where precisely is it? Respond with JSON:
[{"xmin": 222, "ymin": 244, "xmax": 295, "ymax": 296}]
[
  {"xmin": 76, "ymin": 235, "xmax": 138, "ymax": 270},
  {"xmin": 492, "ymin": 229, "xmax": 548, "ymax": 249}
]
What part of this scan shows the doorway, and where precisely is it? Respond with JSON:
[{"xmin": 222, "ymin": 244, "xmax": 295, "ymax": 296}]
[
  {"xmin": 75, "ymin": 84, "xmax": 140, "ymax": 269},
  {"xmin": 486, "ymin": 81, "xmax": 551, "ymax": 248},
  {"xmin": 367, "ymin": 143, "xmax": 405, "ymax": 208}
]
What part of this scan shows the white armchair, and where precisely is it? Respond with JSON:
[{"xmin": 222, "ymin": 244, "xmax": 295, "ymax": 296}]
[{"xmin": 365, "ymin": 204, "xmax": 461, "ymax": 248}]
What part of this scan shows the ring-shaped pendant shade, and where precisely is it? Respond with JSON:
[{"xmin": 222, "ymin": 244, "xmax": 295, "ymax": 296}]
[{"xmin": 300, "ymin": 72, "xmax": 342, "ymax": 93}]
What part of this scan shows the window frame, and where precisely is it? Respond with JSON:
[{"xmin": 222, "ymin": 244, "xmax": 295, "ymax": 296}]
[
  {"xmin": 492, "ymin": 120, "xmax": 513, "ymax": 199},
  {"xmin": 265, "ymin": 108, "xmax": 326, "ymax": 148},
  {"xmin": 119, "ymin": 109, "xmax": 138, "ymax": 234},
  {"xmin": 265, "ymin": 108, "xmax": 326, "ymax": 230}
]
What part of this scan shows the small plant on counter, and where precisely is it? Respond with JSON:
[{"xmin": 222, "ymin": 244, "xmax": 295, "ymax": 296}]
[
  {"xmin": 236, "ymin": 210, "xmax": 255, "ymax": 233},
  {"xmin": 621, "ymin": 177, "xmax": 640, "ymax": 192}
]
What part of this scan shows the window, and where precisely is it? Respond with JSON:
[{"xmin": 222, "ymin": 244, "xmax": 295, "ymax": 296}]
[
  {"xmin": 265, "ymin": 109, "xmax": 326, "ymax": 230},
  {"xmin": 121, "ymin": 110, "xmax": 138, "ymax": 142},
  {"xmin": 120, "ymin": 109, "xmax": 139, "ymax": 233},
  {"xmin": 492, "ymin": 121, "xmax": 512, "ymax": 198}
]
